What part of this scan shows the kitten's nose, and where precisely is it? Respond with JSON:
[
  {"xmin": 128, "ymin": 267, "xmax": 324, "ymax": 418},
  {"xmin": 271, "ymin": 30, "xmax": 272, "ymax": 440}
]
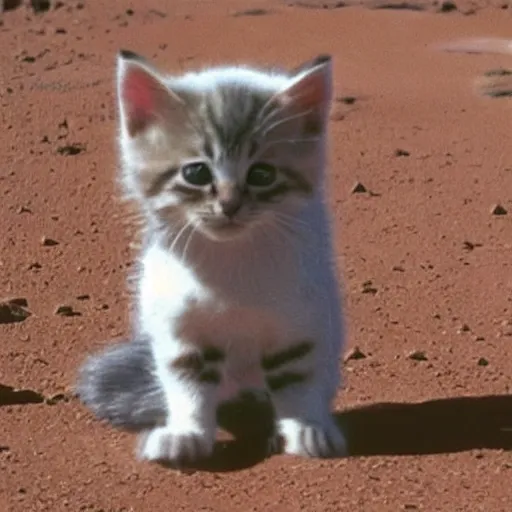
[{"xmin": 220, "ymin": 198, "xmax": 242, "ymax": 219}]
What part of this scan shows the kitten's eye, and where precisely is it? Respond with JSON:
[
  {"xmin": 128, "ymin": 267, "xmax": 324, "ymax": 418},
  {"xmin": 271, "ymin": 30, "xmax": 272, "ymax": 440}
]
[
  {"xmin": 246, "ymin": 163, "xmax": 277, "ymax": 187},
  {"xmin": 181, "ymin": 162, "xmax": 213, "ymax": 186}
]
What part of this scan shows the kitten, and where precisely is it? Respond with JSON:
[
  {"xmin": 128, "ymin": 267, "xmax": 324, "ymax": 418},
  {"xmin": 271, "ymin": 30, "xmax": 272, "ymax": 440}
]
[{"xmin": 77, "ymin": 50, "xmax": 347, "ymax": 465}]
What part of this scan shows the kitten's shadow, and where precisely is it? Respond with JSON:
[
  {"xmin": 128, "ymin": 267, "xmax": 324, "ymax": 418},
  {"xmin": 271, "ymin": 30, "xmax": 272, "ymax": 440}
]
[{"xmin": 180, "ymin": 394, "xmax": 512, "ymax": 473}]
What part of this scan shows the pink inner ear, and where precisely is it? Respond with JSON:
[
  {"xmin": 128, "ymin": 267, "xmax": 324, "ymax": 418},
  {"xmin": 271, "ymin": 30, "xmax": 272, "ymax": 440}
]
[
  {"xmin": 124, "ymin": 68, "xmax": 160, "ymax": 113},
  {"xmin": 121, "ymin": 67, "xmax": 162, "ymax": 135},
  {"xmin": 287, "ymin": 72, "xmax": 327, "ymax": 110}
]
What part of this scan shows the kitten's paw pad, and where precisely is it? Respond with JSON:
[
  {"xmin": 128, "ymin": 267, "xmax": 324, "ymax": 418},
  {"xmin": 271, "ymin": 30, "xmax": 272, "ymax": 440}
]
[
  {"xmin": 138, "ymin": 426, "xmax": 213, "ymax": 465},
  {"xmin": 280, "ymin": 418, "xmax": 347, "ymax": 458}
]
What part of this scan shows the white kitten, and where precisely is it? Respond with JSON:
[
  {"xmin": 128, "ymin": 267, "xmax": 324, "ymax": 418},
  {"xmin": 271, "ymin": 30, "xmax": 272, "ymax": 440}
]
[{"xmin": 78, "ymin": 50, "xmax": 346, "ymax": 466}]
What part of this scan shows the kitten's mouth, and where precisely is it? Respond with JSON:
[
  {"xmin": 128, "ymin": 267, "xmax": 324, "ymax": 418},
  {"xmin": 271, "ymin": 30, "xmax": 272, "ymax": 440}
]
[{"xmin": 198, "ymin": 217, "xmax": 246, "ymax": 240}]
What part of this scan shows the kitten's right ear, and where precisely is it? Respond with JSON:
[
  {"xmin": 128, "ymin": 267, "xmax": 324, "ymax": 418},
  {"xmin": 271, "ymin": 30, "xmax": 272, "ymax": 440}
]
[
  {"xmin": 117, "ymin": 50, "xmax": 187, "ymax": 137},
  {"xmin": 265, "ymin": 55, "xmax": 332, "ymax": 136}
]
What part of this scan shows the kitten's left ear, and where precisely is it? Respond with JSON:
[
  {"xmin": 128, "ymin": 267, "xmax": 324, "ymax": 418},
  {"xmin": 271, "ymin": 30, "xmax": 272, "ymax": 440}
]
[
  {"xmin": 116, "ymin": 50, "xmax": 188, "ymax": 137},
  {"xmin": 273, "ymin": 55, "xmax": 333, "ymax": 133}
]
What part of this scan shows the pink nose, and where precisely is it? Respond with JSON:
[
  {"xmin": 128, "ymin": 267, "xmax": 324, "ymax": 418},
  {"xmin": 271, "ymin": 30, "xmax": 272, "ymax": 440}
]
[{"xmin": 220, "ymin": 199, "xmax": 242, "ymax": 219}]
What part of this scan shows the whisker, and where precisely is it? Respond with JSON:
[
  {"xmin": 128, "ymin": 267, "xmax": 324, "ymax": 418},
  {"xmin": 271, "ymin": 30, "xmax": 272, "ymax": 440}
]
[
  {"xmin": 274, "ymin": 211, "xmax": 311, "ymax": 231},
  {"xmin": 168, "ymin": 220, "xmax": 193, "ymax": 255},
  {"xmin": 267, "ymin": 221, "xmax": 300, "ymax": 253},
  {"xmin": 272, "ymin": 216, "xmax": 306, "ymax": 244},
  {"xmin": 181, "ymin": 223, "xmax": 198, "ymax": 263},
  {"xmin": 256, "ymin": 86, "xmax": 312, "ymax": 130},
  {"xmin": 255, "ymin": 99, "xmax": 288, "ymax": 131},
  {"xmin": 255, "ymin": 80, "xmax": 319, "ymax": 133},
  {"xmin": 261, "ymin": 108, "xmax": 314, "ymax": 138}
]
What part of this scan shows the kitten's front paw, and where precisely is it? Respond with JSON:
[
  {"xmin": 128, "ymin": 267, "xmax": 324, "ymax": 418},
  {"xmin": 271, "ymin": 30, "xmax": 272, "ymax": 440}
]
[
  {"xmin": 279, "ymin": 417, "xmax": 347, "ymax": 458},
  {"xmin": 138, "ymin": 426, "xmax": 214, "ymax": 466}
]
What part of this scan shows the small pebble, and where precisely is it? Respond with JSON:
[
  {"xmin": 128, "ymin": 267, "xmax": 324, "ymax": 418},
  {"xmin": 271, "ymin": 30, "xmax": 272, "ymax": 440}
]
[
  {"xmin": 9, "ymin": 298, "xmax": 28, "ymax": 307},
  {"xmin": 41, "ymin": 236, "xmax": 58, "ymax": 246},
  {"xmin": 344, "ymin": 346, "xmax": 367, "ymax": 362},
  {"xmin": 45, "ymin": 393, "xmax": 70, "ymax": 405},
  {"xmin": 361, "ymin": 280, "xmax": 378, "ymax": 295},
  {"xmin": 338, "ymin": 96, "xmax": 357, "ymax": 105},
  {"xmin": 438, "ymin": 0, "xmax": 457, "ymax": 12},
  {"xmin": 54, "ymin": 305, "xmax": 79, "ymax": 317},
  {"xmin": 407, "ymin": 350, "xmax": 428, "ymax": 361},
  {"xmin": 491, "ymin": 204, "xmax": 507, "ymax": 216},
  {"xmin": 351, "ymin": 182, "xmax": 367, "ymax": 194},
  {"xmin": 0, "ymin": 299, "xmax": 31, "ymax": 324},
  {"xmin": 462, "ymin": 240, "xmax": 482, "ymax": 251}
]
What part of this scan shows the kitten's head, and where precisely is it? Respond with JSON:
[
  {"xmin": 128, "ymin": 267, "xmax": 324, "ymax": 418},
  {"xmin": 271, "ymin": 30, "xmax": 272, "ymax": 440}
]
[{"xmin": 116, "ymin": 50, "xmax": 333, "ymax": 242}]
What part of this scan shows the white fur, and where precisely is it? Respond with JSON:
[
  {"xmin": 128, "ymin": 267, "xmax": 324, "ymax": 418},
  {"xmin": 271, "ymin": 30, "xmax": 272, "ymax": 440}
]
[{"xmin": 169, "ymin": 66, "xmax": 290, "ymax": 94}]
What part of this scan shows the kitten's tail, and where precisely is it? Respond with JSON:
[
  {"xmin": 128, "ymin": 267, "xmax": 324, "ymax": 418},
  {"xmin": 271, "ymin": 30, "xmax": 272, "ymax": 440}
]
[{"xmin": 75, "ymin": 338, "xmax": 166, "ymax": 431}]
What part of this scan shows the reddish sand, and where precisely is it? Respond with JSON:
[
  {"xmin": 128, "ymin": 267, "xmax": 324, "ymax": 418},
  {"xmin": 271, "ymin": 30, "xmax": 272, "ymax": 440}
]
[{"xmin": 1, "ymin": 1, "xmax": 511, "ymax": 510}]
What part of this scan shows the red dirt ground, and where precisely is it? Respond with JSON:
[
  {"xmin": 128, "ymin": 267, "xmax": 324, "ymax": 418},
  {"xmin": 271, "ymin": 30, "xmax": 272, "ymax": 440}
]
[{"xmin": 1, "ymin": 1, "xmax": 511, "ymax": 511}]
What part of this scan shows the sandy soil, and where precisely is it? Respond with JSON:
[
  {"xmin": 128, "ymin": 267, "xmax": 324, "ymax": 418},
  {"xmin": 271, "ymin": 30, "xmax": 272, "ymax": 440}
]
[{"xmin": 1, "ymin": 1, "xmax": 511, "ymax": 511}]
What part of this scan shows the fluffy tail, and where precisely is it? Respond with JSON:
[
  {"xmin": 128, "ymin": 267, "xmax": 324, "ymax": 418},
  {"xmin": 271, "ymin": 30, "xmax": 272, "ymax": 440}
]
[{"xmin": 76, "ymin": 338, "xmax": 166, "ymax": 431}]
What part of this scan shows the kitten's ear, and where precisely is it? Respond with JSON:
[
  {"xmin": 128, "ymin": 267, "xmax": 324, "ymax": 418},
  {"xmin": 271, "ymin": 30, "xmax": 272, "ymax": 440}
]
[
  {"xmin": 272, "ymin": 55, "xmax": 333, "ymax": 133},
  {"xmin": 116, "ymin": 50, "xmax": 187, "ymax": 137}
]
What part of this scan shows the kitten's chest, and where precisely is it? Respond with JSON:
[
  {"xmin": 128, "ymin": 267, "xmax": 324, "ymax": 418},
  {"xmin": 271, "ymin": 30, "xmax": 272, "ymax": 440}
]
[
  {"xmin": 140, "ymin": 242, "xmax": 316, "ymax": 349},
  {"xmin": 179, "ymin": 260, "xmax": 310, "ymax": 350}
]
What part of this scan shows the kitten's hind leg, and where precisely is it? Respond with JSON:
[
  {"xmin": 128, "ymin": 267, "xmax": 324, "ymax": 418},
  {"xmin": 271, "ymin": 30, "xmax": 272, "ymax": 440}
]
[
  {"xmin": 138, "ymin": 344, "xmax": 224, "ymax": 466},
  {"xmin": 263, "ymin": 342, "xmax": 346, "ymax": 458}
]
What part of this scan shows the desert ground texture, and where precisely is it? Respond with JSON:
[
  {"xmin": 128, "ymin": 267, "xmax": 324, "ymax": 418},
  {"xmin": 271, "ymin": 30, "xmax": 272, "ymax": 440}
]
[{"xmin": 1, "ymin": 0, "xmax": 511, "ymax": 511}]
